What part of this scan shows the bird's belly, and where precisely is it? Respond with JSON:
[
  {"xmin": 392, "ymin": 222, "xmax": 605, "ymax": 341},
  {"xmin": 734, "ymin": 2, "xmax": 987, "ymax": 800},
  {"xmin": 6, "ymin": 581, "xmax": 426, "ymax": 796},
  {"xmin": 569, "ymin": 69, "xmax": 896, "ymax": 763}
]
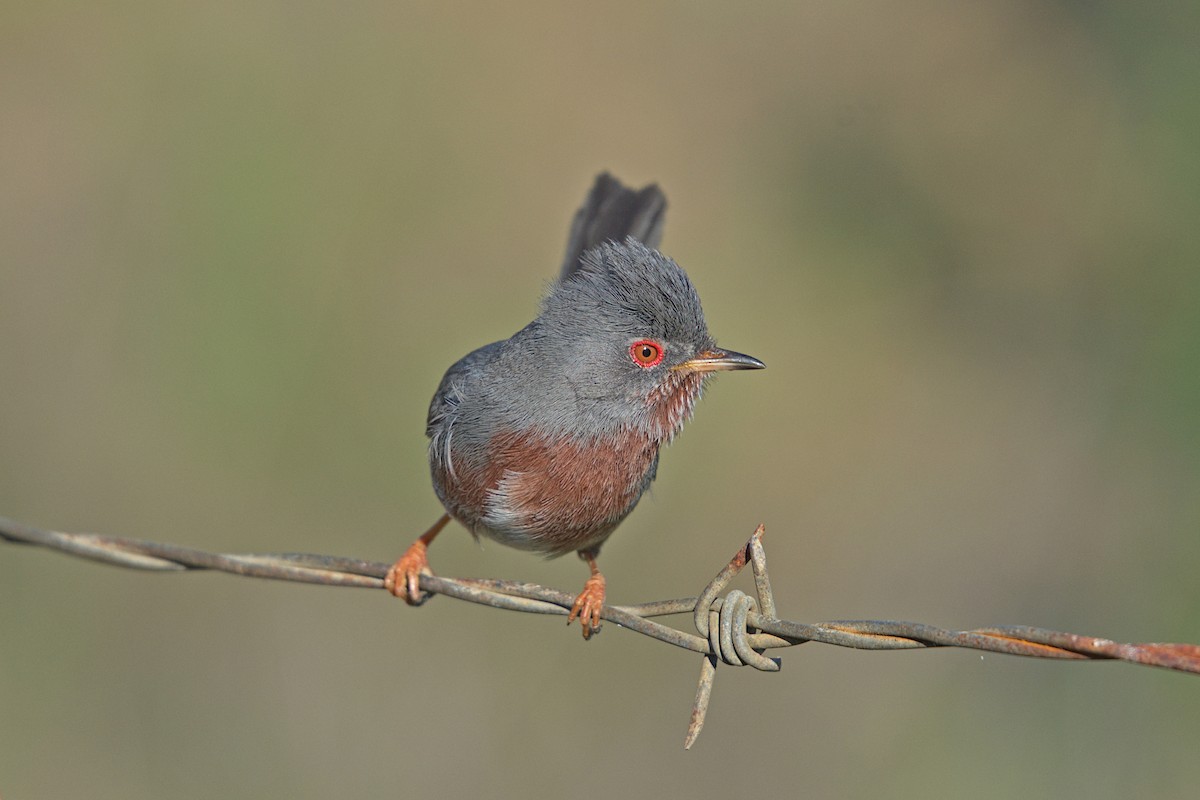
[{"xmin": 433, "ymin": 427, "xmax": 658, "ymax": 557}]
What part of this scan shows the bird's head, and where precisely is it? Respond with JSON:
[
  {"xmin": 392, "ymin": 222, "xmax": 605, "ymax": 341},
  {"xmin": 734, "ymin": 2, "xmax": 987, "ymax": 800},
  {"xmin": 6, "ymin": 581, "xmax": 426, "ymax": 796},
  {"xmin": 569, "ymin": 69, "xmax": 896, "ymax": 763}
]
[{"xmin": 531, "ymin": 238, "xmax": 763, "ymax": 443}]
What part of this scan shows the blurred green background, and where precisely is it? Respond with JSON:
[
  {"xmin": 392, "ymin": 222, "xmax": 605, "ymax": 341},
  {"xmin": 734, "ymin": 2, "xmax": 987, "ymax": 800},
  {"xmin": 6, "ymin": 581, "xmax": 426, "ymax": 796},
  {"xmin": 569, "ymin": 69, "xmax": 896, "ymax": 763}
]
[{"xmin": 2, "ymin": 2, "xmax": 1199, "ymax": 797}]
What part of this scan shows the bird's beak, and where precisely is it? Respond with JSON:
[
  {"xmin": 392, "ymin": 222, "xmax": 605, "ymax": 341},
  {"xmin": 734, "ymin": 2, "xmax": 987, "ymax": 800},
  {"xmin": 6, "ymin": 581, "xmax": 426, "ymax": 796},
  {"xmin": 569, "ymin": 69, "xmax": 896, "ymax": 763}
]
[{"xmin": 673, "ymin": 348, "xmax": 766, "ymax": 373}]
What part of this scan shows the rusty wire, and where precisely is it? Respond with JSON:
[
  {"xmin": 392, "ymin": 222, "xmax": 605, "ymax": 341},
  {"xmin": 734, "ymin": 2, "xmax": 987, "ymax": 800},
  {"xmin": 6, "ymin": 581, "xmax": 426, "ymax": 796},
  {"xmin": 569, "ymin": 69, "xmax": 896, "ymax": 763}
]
[{"xmin": 3, "ymin": 514, "xmax": 1199, "ymax": 747}]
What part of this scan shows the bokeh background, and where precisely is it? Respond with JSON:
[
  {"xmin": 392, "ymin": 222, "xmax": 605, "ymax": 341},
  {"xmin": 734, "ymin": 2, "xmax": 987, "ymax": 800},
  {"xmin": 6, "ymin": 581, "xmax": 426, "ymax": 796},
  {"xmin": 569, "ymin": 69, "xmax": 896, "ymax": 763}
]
[{"xmin": 2, "ymin": 2, "xmax": 1198, "ymax": 798}]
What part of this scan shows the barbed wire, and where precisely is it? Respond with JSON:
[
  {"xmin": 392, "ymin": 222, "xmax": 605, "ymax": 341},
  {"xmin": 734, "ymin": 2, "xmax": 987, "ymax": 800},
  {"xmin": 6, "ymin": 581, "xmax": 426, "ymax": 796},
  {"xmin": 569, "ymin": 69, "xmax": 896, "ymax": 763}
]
[{"xmin": 3, "ymin": 514, "xmax": 1198, "ymax": 748}]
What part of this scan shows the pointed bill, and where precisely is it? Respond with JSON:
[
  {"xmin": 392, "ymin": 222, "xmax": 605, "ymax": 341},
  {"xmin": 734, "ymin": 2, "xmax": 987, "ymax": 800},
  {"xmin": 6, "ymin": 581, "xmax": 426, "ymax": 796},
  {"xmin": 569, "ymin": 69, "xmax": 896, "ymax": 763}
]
[{"xmin": 673, "ymin": 349, "xmax": 765, "ymax": 373}]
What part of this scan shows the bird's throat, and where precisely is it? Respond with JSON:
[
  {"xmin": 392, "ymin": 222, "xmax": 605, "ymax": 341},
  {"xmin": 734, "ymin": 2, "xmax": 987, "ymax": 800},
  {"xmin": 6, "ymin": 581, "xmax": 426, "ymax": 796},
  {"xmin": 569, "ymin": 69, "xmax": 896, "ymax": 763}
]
[{"xmin": 645, "ymin": 370, "xmax": 707, "ymax": 443}]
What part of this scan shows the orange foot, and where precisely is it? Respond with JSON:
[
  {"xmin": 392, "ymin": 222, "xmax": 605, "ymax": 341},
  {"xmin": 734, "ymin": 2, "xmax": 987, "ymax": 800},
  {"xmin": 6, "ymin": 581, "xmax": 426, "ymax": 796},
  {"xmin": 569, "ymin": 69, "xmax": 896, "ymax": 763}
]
[
  {"xmin": 567, "ymin": 572, "xmax": 606, "ymax": 640},
  {"xmin": 384, "ymin": 539, "xmax": 433, "ymax": 605}
]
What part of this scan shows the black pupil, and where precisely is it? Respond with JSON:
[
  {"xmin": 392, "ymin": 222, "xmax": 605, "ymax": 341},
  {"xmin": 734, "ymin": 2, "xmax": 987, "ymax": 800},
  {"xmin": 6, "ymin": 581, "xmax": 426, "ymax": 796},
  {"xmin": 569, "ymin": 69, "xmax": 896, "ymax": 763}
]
[{"xmin": 641, "ymin": 346, "xmax": 653, "ymax": 359}]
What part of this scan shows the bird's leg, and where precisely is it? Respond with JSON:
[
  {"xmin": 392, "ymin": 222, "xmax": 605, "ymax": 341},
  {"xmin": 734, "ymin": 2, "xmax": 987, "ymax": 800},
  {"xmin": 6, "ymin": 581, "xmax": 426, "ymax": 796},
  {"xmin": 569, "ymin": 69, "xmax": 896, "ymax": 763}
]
[
  {"xmin": 384, "ymin": 513, "xmax": 451, "ymax": 605},
  {"xmin": 567, "ymin": 548, "xmax": 606, "ymax": 640}
]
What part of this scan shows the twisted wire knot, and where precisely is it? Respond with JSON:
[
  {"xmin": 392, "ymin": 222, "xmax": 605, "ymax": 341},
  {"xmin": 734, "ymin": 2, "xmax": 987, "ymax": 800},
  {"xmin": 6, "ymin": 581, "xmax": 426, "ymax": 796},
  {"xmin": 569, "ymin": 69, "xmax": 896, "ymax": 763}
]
[{"xmin": 701, "ymin": 589, "xmax": 781, "ymax": 671}]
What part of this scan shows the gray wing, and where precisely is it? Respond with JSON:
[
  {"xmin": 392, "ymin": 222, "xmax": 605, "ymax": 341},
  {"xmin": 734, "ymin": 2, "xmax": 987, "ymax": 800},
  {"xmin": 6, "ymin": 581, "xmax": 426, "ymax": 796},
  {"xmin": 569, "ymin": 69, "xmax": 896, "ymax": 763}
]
[
  {"xmin": 425, "ymin": 339, "xmax": 507, "ymax": 482},
  {"xmin": 426, "ymin": 340, "xmax": 504, "ymax": 437},
  {"xmin": 559, "ymin": 172, "xmax": 667, "ymax": 280}
]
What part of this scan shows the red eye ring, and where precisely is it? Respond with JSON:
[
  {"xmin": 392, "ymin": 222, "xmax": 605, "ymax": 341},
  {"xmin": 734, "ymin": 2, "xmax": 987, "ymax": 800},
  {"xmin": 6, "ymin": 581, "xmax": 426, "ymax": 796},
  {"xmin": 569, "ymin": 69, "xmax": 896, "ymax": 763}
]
[{"xmin": 629, "ymin": 339, "xmax": 665, "ymax": 368}]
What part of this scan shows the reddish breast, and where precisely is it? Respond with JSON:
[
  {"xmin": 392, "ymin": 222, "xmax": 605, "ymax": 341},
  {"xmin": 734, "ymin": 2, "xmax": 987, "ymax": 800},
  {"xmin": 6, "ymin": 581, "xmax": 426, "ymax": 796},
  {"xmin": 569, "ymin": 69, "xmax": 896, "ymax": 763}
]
[{"xmin": 433, "ymin": 427, "xmax": 659, "ymax": 556}]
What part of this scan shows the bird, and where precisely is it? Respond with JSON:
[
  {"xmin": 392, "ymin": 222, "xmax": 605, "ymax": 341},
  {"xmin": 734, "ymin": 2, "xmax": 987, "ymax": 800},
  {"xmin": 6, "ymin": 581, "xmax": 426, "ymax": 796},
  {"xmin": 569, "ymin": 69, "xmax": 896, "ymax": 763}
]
[{"xmin": 384, "ymin": 173, "xmax": 764, "ymax": 639}]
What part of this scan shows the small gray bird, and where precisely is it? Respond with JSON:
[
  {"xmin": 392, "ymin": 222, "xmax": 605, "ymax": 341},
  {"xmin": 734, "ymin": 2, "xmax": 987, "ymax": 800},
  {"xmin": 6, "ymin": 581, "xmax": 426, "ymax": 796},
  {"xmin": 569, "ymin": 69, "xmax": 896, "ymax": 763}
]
[{"xmin": 385, "ymin": 173, "xmax": 764, "ymax": 638}]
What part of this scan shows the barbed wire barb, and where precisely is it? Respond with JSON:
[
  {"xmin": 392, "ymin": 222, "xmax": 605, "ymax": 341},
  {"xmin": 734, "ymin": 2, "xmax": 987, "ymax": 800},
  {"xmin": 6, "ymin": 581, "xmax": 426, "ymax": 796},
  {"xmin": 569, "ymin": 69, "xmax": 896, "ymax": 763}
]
[{"xmin": 3, "ymin": 514, "xmax": 1199, "ymax": 748}]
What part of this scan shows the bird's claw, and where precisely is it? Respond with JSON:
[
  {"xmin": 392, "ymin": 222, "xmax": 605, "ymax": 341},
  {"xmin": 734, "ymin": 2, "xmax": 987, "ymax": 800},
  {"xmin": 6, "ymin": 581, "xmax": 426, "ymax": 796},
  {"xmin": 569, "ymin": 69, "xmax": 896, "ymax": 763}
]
[
  {"xmin": 567, "ymin": 572, "xmax": 606, "ymax": 640},
  {"xmin": 384, "ymin": 540, "xmax": 434, "ymax": 605}
]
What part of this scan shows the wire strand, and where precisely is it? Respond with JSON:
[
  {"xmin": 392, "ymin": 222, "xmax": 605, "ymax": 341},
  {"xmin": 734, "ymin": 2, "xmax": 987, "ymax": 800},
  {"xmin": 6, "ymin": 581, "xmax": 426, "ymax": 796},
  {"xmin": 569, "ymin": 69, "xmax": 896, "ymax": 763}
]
[{"xmin": 3, "ymin": 515, "xmax": 1198, "ymax": 748}]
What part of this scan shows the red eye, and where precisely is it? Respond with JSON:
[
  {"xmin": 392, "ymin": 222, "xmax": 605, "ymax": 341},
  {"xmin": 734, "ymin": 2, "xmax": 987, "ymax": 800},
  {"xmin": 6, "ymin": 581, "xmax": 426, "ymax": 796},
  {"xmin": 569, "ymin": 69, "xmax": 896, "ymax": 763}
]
[{"xmin": 629, "ymin": 339, "xmax": 665, "ymax": 368}]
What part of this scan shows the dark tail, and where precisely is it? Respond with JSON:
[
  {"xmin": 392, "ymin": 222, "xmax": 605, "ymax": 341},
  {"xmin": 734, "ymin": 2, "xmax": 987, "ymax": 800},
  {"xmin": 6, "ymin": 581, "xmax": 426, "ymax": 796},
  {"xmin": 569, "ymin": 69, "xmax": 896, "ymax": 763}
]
[{"xmin": 559, "ymin": 172, "xmax": 667, "ymax": 280}]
